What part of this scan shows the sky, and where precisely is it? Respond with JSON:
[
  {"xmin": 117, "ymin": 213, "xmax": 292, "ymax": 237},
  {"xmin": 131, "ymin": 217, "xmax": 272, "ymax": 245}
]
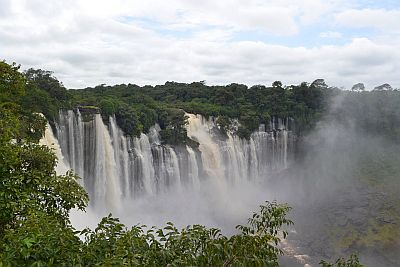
[{"xmin": 1, "ymin": 0, "xmax": 399, "ymax": 89}]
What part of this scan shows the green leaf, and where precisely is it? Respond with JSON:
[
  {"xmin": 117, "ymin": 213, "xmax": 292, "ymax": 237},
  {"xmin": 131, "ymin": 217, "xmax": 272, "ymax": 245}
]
[{"xmin": 23, "ymin": 237, "xmax": 36, "ymax": 248}]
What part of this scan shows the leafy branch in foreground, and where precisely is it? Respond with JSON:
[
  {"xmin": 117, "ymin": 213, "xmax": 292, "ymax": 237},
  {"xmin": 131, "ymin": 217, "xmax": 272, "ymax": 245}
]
[
  {"xmin": 0, "ymin": 202, "xmax": 292, "ymax": 266},
  {"xmin": 80, "ymin": 201, "xmax": 292, "ymax": 266}
]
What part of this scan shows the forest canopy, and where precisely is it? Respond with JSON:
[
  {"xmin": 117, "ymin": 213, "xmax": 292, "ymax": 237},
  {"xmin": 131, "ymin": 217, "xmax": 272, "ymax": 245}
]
[{"xmin": 14, "ymin": 66, "xmax": 399, "ymax": 146}]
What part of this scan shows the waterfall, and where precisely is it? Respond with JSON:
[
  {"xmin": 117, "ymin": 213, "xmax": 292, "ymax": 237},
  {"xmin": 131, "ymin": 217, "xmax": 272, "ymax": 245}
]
[
  {"xmin": 40, "ymin": 122, "xmax": 70, "ymax": 174},
  {"xmin": 110, "ymin": 116, "xmax": 130, "ymax": 198},
  {"xmin": 93, "ymin": 114, "xmax": 121, "ymax": 211},
  {"xmin": 186, "ymin": 114, "xmax": 224, "ymax": 179},
  {"xmin": 186, "ymin": 146, "xmax": 200, "ymax": 189},
  {"xmin": 132, "ymin": 133, "xmax": 155, "ymax": 195},
  {"xmin": 45, "ymin": 110, "xmax": 293, "ymax": 211},
  {"xmin": 186, "ymin": 114, "xmax": 292, "ymax": 182},
  {"xmin": 56, "ymin": 110, "xmax": 84, "ymax": 177}
]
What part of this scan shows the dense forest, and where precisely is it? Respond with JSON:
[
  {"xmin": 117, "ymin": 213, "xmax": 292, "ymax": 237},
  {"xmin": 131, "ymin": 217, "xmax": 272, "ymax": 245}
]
[
  {"xmin": 3, "ymin": 59, "xmax": 400, "ymax": 266},
  {"xmin": 20, "ymin": 67, "xmax": 400, "ymax": 146},
  {"xmin": 22, "ymin": 68, "xmax": 332, "ymax": 145}
]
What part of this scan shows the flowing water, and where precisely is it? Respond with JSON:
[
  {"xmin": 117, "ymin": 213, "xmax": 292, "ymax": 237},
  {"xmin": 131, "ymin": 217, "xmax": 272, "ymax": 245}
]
[{"xmin": 52, "ymin": 111, "xmax": 293, "ymax": 211}]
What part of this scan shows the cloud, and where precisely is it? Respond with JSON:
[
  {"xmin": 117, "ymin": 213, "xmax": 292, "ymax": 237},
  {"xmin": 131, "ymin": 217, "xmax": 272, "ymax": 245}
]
[
  {"xmin": 336, "ymin": 8, "xmax": 400, "ymax": 33},
  {"xmin": 0, "ymin": 0, "xmax": 399, "ymax": 90},
  {"xmin": 0, "ymin": 0, "xmax": 11, "ymax": 16}
]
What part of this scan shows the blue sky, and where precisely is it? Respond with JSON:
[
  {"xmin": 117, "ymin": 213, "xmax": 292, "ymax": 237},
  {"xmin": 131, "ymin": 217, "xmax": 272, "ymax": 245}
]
[{"xmin": 0, "ymin": 0, "xmax": 399, "ymax": 89}]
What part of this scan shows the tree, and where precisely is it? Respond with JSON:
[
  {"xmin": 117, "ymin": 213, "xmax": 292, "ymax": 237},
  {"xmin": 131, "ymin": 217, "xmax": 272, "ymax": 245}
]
[
  {"xmin": 115, "ymin": 104, "xmax": 143, "ymax": 137},
  {"xmin": 215, "ymin": 88, "xmax": 235, "ymax": 105},
  {"xmin": 0, "ymin": 61, "xmax": 88, "ymax": 236},
  {"xmin": 272, "ymin": 81, "xmax": 283, "ymax": 88},
  {"xmin": 320, "ymin": 254, "xmax": 364, "ymax": 267},
  {"xmin": 351, "ymin": 83, "xmax": 365, "ymax": 92},
  {"xmin": 1, "ymin": 211, "xmax": 83, "ymax": 265},
  {"xmin": 2, "ymin": 198, "xmax": 363, "ymax": 266},
  {"xmin": 311, "ymin": 79, "xmax": 328, "ymax": 90},
  {"xmin": 373, "ymin": 83, "xmax": 393, "ymax": 91},
  {"xmin": 0, "ymin": 61, "xmax": 25, "ymax": 105},
  {"xmin": 159, "ymin": 108, "xmax": 191, "ymax": 145},
  {"xmin": 216, "ymin": 115, "xmax": 232, "ymax": 134},
  {"xmin": 24, "ymin": 68, "xmax": 69, "ymax": 102}
]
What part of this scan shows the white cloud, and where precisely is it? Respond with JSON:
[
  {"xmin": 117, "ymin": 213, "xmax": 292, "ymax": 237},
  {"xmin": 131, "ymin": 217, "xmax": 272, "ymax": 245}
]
[
  {"xmin": 0, "ymin": 0, "xmax": 11, "ymax": 16},
  {"xmin": 0, "ymin": 0, "xmax": 399, "ymax": 90},
  {"xmin": 336, "ymin": 8, "xmax": 400, "ymax": 33}
]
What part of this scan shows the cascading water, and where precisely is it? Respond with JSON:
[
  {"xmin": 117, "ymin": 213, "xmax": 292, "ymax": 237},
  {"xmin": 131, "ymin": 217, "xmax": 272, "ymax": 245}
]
[
  {"xmin": 40, "ymin": 122, "xmax": 70, "ymax": 175},
  {"xmin": 57, "ymin": 110, "xmax": 84, "ymax": 177},
  {"xmin": 93, "ymin": 114, "xmax": 122, "ymax": 211},
  {"xmin": 50, "ymin": 109, "xmax": 294, "ymax": 213},
  {"xmin": 186, "ymin": 114, "xmax": 293, "ymax": 182}
]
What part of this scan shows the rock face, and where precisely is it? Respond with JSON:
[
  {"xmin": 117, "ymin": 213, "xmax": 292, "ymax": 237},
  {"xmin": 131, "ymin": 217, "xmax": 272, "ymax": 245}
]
[
  {"xmin": 78, "ymin": 106, "xmax": 101, "ymax": 114},
  {"xmin": 286, "ymin": 186, "xmax": 400, "ymax": 267},
  {"xmin": 76, "ymin": 106, "xmax": 100, "ymax": 122}
]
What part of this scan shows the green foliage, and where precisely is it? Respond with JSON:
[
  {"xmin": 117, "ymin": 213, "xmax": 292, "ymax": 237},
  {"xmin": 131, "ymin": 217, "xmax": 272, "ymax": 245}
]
[
  {"xmin": 65, "ymin": 79, "xmax": 336, "ymax": 142},
  {"xmin": 10, "ymin": 63, "xmax": 399, "ymax": 145},
  {"xmin": 1, "ymin": 212, "xmax": 82, "ymax": 266},
  {"xmin": 115, "ymin": 104, "xmax": 143, "ymax": 137},
  {"xmin": 24, "ymin": 68, "xmax": 69, "ymax": 103},
  {"xmin": 239, "ymin": 114, "xmax": 261, "ymax": 134},
  {"xmin": 0, "ymin": 61, "xmax": 25, "ymax": 105},
  {"xmin": 320, "ymin": 254, "xmax": 364, "ymax": 267},
  {"xmin": 0, "ymin": 109, "xmax": 88, "ymax": 235},
  {"xmin": 98, "ymin": 98, "xmax": 120, "ymax": 115},
  {"xmin": 21, "ymin": 86, "xmax": 59, "ymax": 120},
  {"xmin": 237, "ymin": 125, "xmax": 252, "ymax": 139},
  {"xmin": 159, "ymin": 108, "xmax": 195, "ymax": 146},
  {"xmin": 216, "ymin": 115, "xmax": 232, "ymax": 135},
  {"xmin": 0, "ymin": 61, "xmax": 88, "ymax": 237},
  {"xmin": 1, "ymin": 196, "xmax": 293, "ymax": 266},
  {"xmin": 22, "ymin": 68, "xmax": 71, "ymax": 121},
  {"xmin": 11, "ymin": 64, "xmax": 348, "ymax": 143}
]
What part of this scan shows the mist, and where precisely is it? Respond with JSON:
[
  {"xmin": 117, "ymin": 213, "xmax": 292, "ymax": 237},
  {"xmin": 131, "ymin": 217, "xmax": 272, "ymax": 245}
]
[
  {"xmin": 269, "ymin": 91, "xmax": 400, "ymax": 266},
  {"xmin": 72, "ymin": 179, "xmax": 274, "ymax": 233}
]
